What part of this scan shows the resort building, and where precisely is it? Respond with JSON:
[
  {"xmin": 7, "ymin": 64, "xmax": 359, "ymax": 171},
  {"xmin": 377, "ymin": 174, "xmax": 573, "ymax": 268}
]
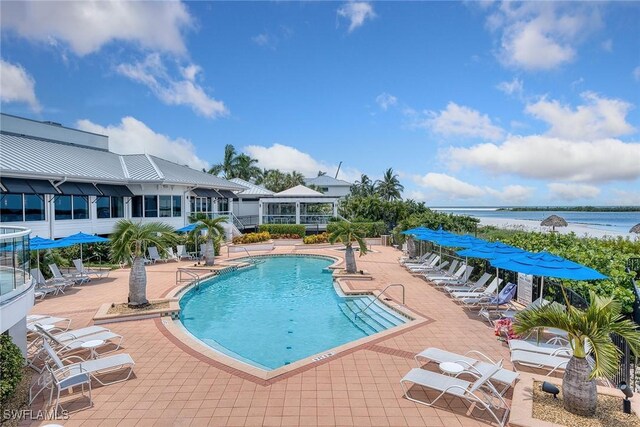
[
  {"xmin": 304, "ymin": 175, "xmax": 352, "ymax": 198},
  {"xmin": 0, "ymin": 114, "xmax": 245, "ymax": 239},
  {"xmin": 228, "ymin": 177, "xmax": 274, "ymax": 231},
  {"xmin": 259, "ymin": 184, "xmax": 339, "ymax": 230}
]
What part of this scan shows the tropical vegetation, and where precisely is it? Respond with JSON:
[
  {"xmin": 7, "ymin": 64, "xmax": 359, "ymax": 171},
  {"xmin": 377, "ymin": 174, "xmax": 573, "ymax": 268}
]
[
  {"xmin": 514, "ymin": 292, "xmax": 640, "ymax": 416},
  {"xmin": 110, "ymin": 220, "xmax": 178, "ymax": 307},
  {"xmin": 258, "ymin": 224, "xmax": 306, "ymax": 237},
  {"xmin": 328, "ymin": 221, "xmax": 368, "ymax": 273},
  {"xmin": 0, "ymin": 334, "xmax": 23, "ymax": 405},
  {"xmin": 327, "ymin": 221, "xmax": 386, "ymax": 237},
  {"xmin": 255, "ymin": 169, "xmax": 306, "ymax": 193},
  {"xmin": 303, "ymin": 232, "xmax": 329, "ymax": 244},
  {"xmin": 232, "ymin": 231, "xmax": 271, "ymax": 245},
  {"xmin": 191, "ymin": 216, "xmax": 227, "ymax": 266},
  {"xmin": 374, "ymin": 168, "xmax": 404, "ymax": 201}
]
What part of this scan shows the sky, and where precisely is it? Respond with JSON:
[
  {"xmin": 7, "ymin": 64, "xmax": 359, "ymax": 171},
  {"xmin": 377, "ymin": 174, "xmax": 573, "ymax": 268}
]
[{"xmin": 1, "ymin": 1, "xmax": 639, "ymax": 206}]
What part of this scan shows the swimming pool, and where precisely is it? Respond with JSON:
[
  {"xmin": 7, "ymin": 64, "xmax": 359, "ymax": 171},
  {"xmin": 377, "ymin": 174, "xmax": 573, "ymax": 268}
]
[{"xmin": 179, "ymin": 256, "xmax": 407, "ymax": 370}]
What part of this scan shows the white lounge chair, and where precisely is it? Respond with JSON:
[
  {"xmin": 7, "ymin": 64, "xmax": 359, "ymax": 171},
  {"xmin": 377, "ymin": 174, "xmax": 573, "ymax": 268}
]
[
  {"xmin": 414, "ymin": 347, "xmax": 519, "ymax": 395},
  {"xmin": 31, "ymin": 269, "xmax": 74, "ymax": 295},
  {"xmin": 510, "ymin": 349, "xmax": 571, "ymax": 375},
  {"xmin": 407, "ymin": 255, "xmax": 441, "ymax": 272},
  {"xmin": 31, "ymin": 341, "xmax": 135, "ymax": 412},
  {"xmin": 35, "ymin": 324, "xmax": 123, "ymax": 359},
  {"xmin": 50, "ymin": 263, "xmax": 88, "ymax": 284},
  {"xmin": 73, "ymin": 259, "xmax": 110, "ymax": 279},
  {"xmin": 422, "ymin": 259, "xmax": 458, "ymax": 277},
  {"xmin": 443, "ymin": 272, "xmax": 492, "ymax": 293},
  {"xmin": 401, "ymin": 252, "xmax": 433, "ymax": 266},
  {"xmin": 450, "ymin": 277, "xmax": 502, "ymax": 300},
  {"xmin": 400, "ymin": 362, "xmax": 511, "ymax": 427},
  {"xmin": 177, "ymin": 245, "xmax": 192, "ymax": 260},
  {"xmin": 508, "ymin": 339, "xmax": 572, "ymax": 356},
  {"xmin": 430, "ymin": 265, "xmax": 474, "ymax": 285},
  {"xmin": 405, "ymin": 253, "xmax": 437, "ymax": 269},
  {"xmin": 27, "ymin": 316, "xmax": 71, "ymax": 331},
  {"xmin": 147, "ymin": 246, "xmax": 166, "ymax": 263},
  {"xmin": 165, "ymin": 247, "xmax": 179, "ymax": 262}
]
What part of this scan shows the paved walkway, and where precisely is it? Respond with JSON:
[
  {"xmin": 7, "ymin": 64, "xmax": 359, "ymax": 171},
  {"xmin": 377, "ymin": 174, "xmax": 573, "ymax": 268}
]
[{"xmin": 28, "ymin": 245, "xmax": 522, "ymax": 426}]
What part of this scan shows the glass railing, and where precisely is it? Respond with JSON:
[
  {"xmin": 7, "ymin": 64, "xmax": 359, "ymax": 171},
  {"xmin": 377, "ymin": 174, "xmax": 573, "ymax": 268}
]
[
  {"xmin": 0, "ymin": 226, "xmax": 31, "ymax": 299},
  {"xmin": 300, "ymin": 215, "xmax": 333, "ymax": 225},
  {"xmin": 262, "ymin": 215, "xmax": 297, "ymax": 224}
]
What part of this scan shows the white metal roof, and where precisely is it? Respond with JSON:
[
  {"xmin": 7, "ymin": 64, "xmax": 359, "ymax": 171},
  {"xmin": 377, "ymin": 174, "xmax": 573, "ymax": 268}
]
[
  {"xmin": 228, "ymin": 178, "xmax": 272, "ymax": 196},
  {"xmin": 274, "ymin": 185, "xmax": 325, "ymax": 197},
  {"xmin": 305, "ymin": 175, "xmax": 352, "ymax": 187},
  {"xmin": 0, "ymin": 131, "xmax": 243, "ymax": 190}
]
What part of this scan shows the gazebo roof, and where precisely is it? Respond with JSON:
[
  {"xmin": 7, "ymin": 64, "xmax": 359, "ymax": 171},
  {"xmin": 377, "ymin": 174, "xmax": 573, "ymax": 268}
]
[{"xmin": 274, "ymin": 185, "xmax": 324, "ymax": 197}]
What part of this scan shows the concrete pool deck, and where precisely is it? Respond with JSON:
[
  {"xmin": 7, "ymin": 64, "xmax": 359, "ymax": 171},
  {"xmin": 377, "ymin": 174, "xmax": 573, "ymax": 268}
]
[{"xmin": 27, "ymin": 245, "xmax": 529, "ymax": 426}]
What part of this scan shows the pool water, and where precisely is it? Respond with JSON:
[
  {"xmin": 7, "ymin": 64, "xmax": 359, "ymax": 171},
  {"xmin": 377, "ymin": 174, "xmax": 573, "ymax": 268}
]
[{"xmin": 179, "ymin": 256, "xmax": 400, "ymax": 370}]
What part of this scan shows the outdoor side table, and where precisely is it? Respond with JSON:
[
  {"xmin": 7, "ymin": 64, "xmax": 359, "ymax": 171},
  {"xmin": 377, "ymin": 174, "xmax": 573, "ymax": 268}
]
[
  {"xmin": 439, "ymin": 361, "xmax": 464, "ymax": 376},
  {"xmin": 81, "ymin": 339, "xmax": 104, "ymax": 359}
]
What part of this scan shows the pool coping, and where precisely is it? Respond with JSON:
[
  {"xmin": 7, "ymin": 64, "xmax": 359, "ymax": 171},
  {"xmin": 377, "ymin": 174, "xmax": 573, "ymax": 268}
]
[{"xmin": 158, "ymin": 253, "xmax": 433, "ymax": 384}]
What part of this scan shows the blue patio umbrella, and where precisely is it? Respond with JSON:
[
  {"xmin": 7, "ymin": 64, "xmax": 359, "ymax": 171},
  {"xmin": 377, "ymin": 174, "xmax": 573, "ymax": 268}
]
[
  {"xmin": 456, "ymin": 241, "xmax": 529, "ymax": 260},
  {"xmin": 30, "ymin": 236, "xmax": 66, "ymax": 271},
  {"xmin": 435, "ymin": 234, "xmax": 486, "ymax": 249},
  {"xmin": 401, "ymin": 226, "xmax": 434, "ymax": 235},
  {"xmin": 490, "ymin": 250, "xmax": 607, "ymax": 301},
  {"xmin": 176, "ymin": 223, "xmax": 199, "ymax": 233},
  {"xmin": 56, "ymin": 232, "xmax": 110, "ymax": 263}
]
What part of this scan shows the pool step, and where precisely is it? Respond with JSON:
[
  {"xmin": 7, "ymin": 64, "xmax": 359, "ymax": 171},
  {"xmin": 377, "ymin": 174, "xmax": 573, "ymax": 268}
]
[
  {"xmin": 351, "ymin": 297, "xmax": 407, "ymax": 327},
  {"xmin": 338, "ymin": 303, "xmax": 378, "ymax": 335},
  {"xmin": 339, "ymin": 297, "xmax": 407, "ymax": 335}
]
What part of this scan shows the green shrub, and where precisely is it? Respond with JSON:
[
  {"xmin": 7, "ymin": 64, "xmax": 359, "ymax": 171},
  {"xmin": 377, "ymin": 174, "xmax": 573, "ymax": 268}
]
[
  {"xmin": 327, "ymin": 221, "xmax": 385, "ymax": 237},
  {"xmin": 0, "ymin": 334, "xmax": 24, "ymax": 404},
  {"xmin": 303, "ymin": 233, "xmax": 329, "ymax": 244},
  {"xmin": 232, "ymin": 232, "xmax": 271, "ymax": 245},
  {"xmin": 258, "ymin": 224, "xmax": 306, "ymax": 237}
]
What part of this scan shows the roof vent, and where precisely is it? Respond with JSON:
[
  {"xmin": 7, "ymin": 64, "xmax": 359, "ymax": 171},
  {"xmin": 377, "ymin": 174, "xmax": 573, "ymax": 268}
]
[{"xmin": 42, "ymin": 121, "xmax": 63, "ymax": 127}]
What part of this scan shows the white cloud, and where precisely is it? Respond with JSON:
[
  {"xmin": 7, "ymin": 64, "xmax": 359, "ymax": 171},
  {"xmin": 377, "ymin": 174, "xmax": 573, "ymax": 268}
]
[
  {"xmin": 0, "ymin": 1, "xmax": 193, "ymax": 56},
  {"xmin": 76, "ymin": 116, "xmax": 208, "ymax": 171},
  {"xmin": 413, "ymin": 172, "xmax": 533, "ymax": 203},
  {"xmin": 375, "ymin": 93, "xmax": 398, "ymax": 110},
  {"xmin": 252, "ymin": 33, "xmax": 274, "ymax": 48},
  {"xmin": 116, "ymin": 54, "xmax": 228, "ymax": 118},
  {"xmin": 525, "ymin": 92, "xmax": 635, "ymax": 140},
  {"xmin": 611, "ymin": 190, "xmax": 640, "ymax": 206},
  {"xmin": 496, "ymin": 77, "xmax": 524, "ymax": 97},
  {"xmin": 337, "ymin": 2, "xmax": 376, "ymax": 32},
  {"xmin": 243, "ymin": 143, "xmax": 360, "ymax": 182},
  {"xmin": 633, "ymin": 66, "xmax": 640, "ymax": 82},
  {"xmin": 406, "ymin": 190, "xmax": 428, "ymax": 201},
  {"xmin": 449, "ymin": 135, "xmax": 640, "ymax": 183},
  {"xmin": 0, "ymin": 59, "xmax": 41, "ymax": 112},
  {"xmin": 487, "ymin": 2, "xmax": 601, "ymax": 70},
  {"xmin": 547, "ymin": 183, "xmax": 600, "ymax": 201},
  {"xmin": 415, "ymin": 102, "xmax": 504, "ymax": 141}
]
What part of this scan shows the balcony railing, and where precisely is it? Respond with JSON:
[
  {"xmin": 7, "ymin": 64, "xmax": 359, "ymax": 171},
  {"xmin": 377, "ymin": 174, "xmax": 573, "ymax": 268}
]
[
  {"xmin": 262, "ymin": 215, "xmax": 296, "ymax": 224},
  {"xmin": 300, "ymin": 215, "xmax": 333, "ymax": 225},
  {"xmin": 1, "ymin": 226, "xmax": 31, "ymax": 299}
]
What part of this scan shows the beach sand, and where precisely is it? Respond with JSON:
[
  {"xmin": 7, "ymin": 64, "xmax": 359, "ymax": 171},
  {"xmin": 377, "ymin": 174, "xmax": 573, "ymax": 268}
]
[{"xmin": 480, "ymin": 217, "xmax": 638, "ymax": 239}]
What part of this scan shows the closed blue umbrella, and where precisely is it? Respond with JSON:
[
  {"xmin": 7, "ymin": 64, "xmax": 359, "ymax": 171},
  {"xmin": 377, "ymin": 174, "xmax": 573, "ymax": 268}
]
[{"xmin": 56, "ymin": 232, "xmax": 109, "ymax": 263}]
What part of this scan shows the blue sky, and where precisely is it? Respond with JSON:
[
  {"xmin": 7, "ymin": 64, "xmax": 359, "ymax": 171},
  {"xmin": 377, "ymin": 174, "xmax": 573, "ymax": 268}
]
[{"xmin": 1, "ymin": 1, "xmax": 639, "ymax": 206}]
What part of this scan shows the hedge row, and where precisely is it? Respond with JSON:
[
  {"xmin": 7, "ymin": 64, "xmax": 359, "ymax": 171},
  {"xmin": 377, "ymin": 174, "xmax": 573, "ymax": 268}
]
[
  {"xmin": 303, "ymin": 232, "xmax": 329, "ymax": 244},
  {"xmin": 258, "ymin": 224, "xmax": 306, "ymax": 236},
  {"xmin": 232, "ymin": 232, "xmax": 271, "ymax": 245},
  {"xmin": 326, "ymin": 221, "xmax": 386, "ymax": 237}
]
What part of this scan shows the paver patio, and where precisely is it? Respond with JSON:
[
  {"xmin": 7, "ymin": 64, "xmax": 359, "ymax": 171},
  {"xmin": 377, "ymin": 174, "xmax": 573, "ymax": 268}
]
[{"xmin": 26, "ymin": 245, "xmax": 529, "ymax": 426}]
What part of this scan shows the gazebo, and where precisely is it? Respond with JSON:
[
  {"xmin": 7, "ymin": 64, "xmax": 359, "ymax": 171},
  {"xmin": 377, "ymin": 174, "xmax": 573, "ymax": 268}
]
[{"xmin": 258, "ymin": 185, "xmax": 339, "ymax": 229}]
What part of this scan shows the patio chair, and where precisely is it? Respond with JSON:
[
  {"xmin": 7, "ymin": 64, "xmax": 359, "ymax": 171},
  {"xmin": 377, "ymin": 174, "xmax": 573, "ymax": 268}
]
[
  {"xmin": 407, "ymin": 255, "xmax": 441, "ymax": 271},
  {"xmin": 508, "ymin": 339, "xmax": 573, "ymax": 356},
  {"xmin": 478, "ymin": 296, "xmax": 550, "ymax": 325},
  {"xmin": 414, "ymin": 347, "xmax": 519, "ymax": 396},
  {"xmin": 450, "ymin": 278, "xmax": 505, "ymax": 302},
  {"xmin": 165, "ymin": 247, "xmax": 179, "ymax": 262},
  {"xmin": 423, "ymin": 260, "xmax": 459, "ymax": 279},
  {"xmin": 50, "ymin": 263, "xmax": 88, "ymax": 284},
  {"xmin": 31, "ymin": 269, "xmax": 74, "ymax": 295},
  {"xmin": 430, "ymin": 265, "xmax": 474, "ymax": 285},
  {"xmin": 34, "ymin": 324, "xmax": 123, "ymax": 360},
  {"xmin": 176, "ymin": 245, "xmax": 192, "ymax": 260},
  {"xmin": 443, "ymin": 272, "xmax": 492, "ymax": 293},
  {"xmin": 510, "ymin": 349, "xmax": 571, "ymax": 375},
  {"xmin": 30, "ymin": 341, "xmax": 135, "ymax": 412},
  {"xmin": 404, "ymin": 253, "xmax": 436, "ymax": 268},
  {"xmin": 400, "ymin": 362, "xmax": 511, "ymax": 427},
  {"xmin": 147, "ymin": 246, "xmax": 166, "ymax": 263},
  {"xmin": 401, "ymin": 251, "xmax": 433, "ymax": 265},
  {"xmin": 27, "ymin": 316, "xmax": 71, "ymax": 331},
  {"xmin": 73, "ymin": 259, "xmax": 110, "ymax": 279}
]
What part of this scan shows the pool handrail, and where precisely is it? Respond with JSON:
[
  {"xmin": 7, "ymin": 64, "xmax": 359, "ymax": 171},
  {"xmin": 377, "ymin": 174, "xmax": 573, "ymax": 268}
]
[{"xmin": 354, "ymin": 283, "xmax": 405, "ymax": 320}]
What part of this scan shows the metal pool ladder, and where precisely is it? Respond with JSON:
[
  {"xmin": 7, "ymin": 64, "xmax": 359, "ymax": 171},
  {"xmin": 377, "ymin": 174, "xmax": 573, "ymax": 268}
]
[
  {"xmin": 354, "ymin": 283, "xmax": 405, "ymax": 320},
  {"xmin": 176, "ymin": 268, "xmax": 201, "ymax": 290}
]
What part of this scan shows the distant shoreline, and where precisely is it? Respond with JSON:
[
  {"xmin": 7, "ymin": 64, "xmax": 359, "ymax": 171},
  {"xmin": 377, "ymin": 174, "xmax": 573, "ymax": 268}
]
[
  {"xmin": 497, "ymin": 206, "xmax": 640, "ymax": 212},
  {"xmin": 478, "ymin": 217, "xmax": 636, "ymax": 239}
]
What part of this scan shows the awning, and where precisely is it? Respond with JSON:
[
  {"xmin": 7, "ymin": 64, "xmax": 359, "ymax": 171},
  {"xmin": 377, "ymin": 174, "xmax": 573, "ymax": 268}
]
[
  {"xmin": 0, "ymin": 177, "xmax": 57, "ymax": 194},
  {"xmin": 217, "ymin": 189, "xmax": 237, "ymax": 199},
  {"xmin": 193, "ymin": 188, "xmax": 223, "ymax": 198},
  {"xmin": 96, "ymin": 184, "xmax": 134, "ymax": 197},
  {"xmin": 58, "ymin": 182, "xmax": 102, "ymax": 196}
]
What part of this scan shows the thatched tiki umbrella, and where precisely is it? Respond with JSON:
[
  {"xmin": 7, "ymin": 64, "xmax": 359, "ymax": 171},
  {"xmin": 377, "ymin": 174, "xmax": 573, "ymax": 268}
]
[
  {"xmin": 541, "ymin": 214, "xmax": 568, "ymax": 232},
  {"xmin": 630, "ymin": 223, "xmax": 640, "ymax": 234}
]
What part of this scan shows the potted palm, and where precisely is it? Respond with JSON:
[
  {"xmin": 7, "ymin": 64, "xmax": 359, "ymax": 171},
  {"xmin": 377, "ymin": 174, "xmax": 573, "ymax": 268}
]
[
  {"xmin": 514, "ymin": 291, "xmax": 640, "ymax": 416},
  {"xmin": 191, "ymin": 216, "xmax": 227, "ymax": 266},
  {"xmin": 110, "ymin": 220, "xmax": 178, "ymax": 307},
  {"xmin": 328, "ymin": 221, "xmax": 368, "ymax": 274}
]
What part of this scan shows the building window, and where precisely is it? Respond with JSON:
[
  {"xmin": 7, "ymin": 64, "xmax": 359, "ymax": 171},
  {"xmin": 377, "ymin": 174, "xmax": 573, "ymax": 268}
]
[
  {"xmin": 73, "ymin": 196, "xmax": 89, "ymax": 219},
  {"xmin": 97, "ymin": 196, "xmax": 125, "ymax": 219},
  {"xmin": 111, "ymin": 197, "xmax": 124, "ymax": 218},
  {"xmin": 54, "ymin": 195, "xmax": 72, "ymax": 220},
  {"xmin": 132, "ymin": 196, "xmax": 143, "ymax": 218},
  {"xmin": 24, "ymin": 195, "xmax": 45, "ymax": 221},
  {"xmin": 172, "ymin": 196, "xmax": 182, "ymax": 217},
  {"xmin": 159, "ymin": 195, "xmax": 172, "ymax": 217},
  {"xmin": 144, "ymin": 195, "xmax": 158, "ymax": 217},
  {"xmin": 0, "ymin": 194, "xmax": 24, "ymax": 222},
  {"xmin": 96, "ymin": 196, "xmax": 111, "ymax": 219},
  {"xmin": 219, "ymin": 198, "xmax": 228, "ymax": 212}
]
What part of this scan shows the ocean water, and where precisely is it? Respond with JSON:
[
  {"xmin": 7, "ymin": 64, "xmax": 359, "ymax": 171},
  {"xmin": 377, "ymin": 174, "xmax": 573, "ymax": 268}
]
[
  {"xmin": 433, "ymin": 208, "xmax": 639, "ymax": 234},
  {"xmin": 179, "ymin": 256, "xmax": 397, "ymax": 370}
]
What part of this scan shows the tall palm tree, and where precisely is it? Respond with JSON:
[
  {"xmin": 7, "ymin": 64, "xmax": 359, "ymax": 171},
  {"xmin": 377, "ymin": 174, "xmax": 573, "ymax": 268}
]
[
  {"xmin": 514, "ymin": 292, "xmax": 640, "ymax": 416},
  {"xmin": 375, "ymin": 168, "xmax": 404, "ymax": 201},
  {"xmin": 192, "ymin": 216, "xmax": 227, "ymax": 266},
  {"xmin": 351, "ymin": 174, "xmax": 375, "ymax": 197},
  {"xmin": 208, "ymin": 144, "xmax": 238, "ymax": 178},
  {"xmin": 328, "ymin": 222, "xmax": 368, "ymax": 273},
  {"xmin": 285, "ymin": 171, "xmax": 306, "ymax": 189},
  {"xmin": 110, "ymin": 220, "xmax": 178, "ymax": 307},
  {"xmin": 234, "ymin": 154, "xmax": 262, "ymax": 181},
  {"xmin": 259, "ymin": 169, "xmax": 287, "ymax": 192}
]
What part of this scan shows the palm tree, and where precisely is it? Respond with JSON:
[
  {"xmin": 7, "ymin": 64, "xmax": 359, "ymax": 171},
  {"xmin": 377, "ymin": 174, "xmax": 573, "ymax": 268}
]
[
  {"xmin": 259, "ymin": 169, "xmax": 287, "ymax": 192},
  {"xmin": 285, "ymin": 171, "xmax": 306, "ymax": 189},
  {"xmin": 208, "ymin": 144, "xmax": 238, "ymax": 178},
  {"xmin": 514, "ymin": 291, "xmax": 640, "ymax": 416},
  {"xmin": 234, "ymin": 154, "xmax": 262, "ymax": 181},
  {"xmin": 192, "ymin": 216, "xmax": 227, "ymax": 266},
  {"xmin": 110, "ymin": 220, "xmax": 178, "ymax": 307},
  {"xmin": 375, "ymin": 168, "xmax": 404, "ymax": 201},
  {"xmin": 328, "ymin": 222, "xmax": 368, "ymax": 273},
  {"xmin": 351, "ymin": 174, "xmax": 374, "ymax": 197}
]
